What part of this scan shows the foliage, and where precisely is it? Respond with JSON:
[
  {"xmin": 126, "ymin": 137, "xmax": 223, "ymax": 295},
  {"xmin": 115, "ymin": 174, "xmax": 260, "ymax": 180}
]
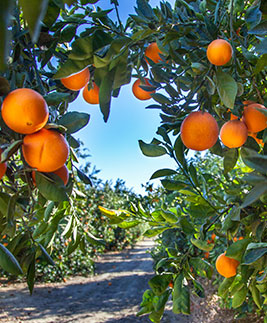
[{"xmin": 0, "ymin": 0, "xmax": 266, "ymax": 321}]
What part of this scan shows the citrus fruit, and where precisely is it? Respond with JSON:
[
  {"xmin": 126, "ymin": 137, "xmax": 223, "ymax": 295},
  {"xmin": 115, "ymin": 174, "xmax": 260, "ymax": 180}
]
[
  {"xmin": 215, "ymin": 252, "xmax": 239, "ymax": 278},
  {"xmin": 243, "ymin": 103, "xmax": 267, "ymax": 133},
  {"xmin": 82, "ymin": 82, "xmax": 99, "ymax": 104},
  {"xmin": 220, "ymin": 120, "xmax": 248, "ymax": 148},
  {"xmin": 1, "ymin": 88, "xmax": 49, "ymax": 134},
  {"xmin": 61, "ymin": 68, "xmax": 90, "ymax": 91},
  {"xmin": 132, "ymin": 78, "xmax": 155, "ymax": 101},
  {"xmin": 0, "ymin": 148, "xmax": 7, "ymax": 180},
  {"xmin": 145, "ymin": 42, "xmax": 163, "ymax": 64},
  {"xmin": 22, "ymin": 128, "xmax": 69, "ymax": 172},
  {"xmin": 206, "ymin": 39, "xmax": 232, "ymax": 66},
  {"xmin": 180, "ymin": 111, "xmax": 219, "ymax": 151},
  {"xmin": 32, "ymin": 164, "xmax": 69, "ymax": 186}
]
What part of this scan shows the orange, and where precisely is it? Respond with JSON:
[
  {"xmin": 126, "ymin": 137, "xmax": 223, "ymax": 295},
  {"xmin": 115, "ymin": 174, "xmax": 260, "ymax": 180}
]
[
  {"xmin": 32, "ymin": 164, "xmax": 69, "ymax": 186},
  {"xmin": 168, "ymin": 281, "xmax": 174, "ymax": 288},
  {"xmin": 243, "ymin": 103, "xmax": 267, "ymax": 133},
  {"xmin": 180, "ymin": 111, "xmax": 219, "ymax": 151},
  {"xmin": 82, "ymin": 82, "xmax": 99, "ymax": 104},
  {"xmin": 1, "ymin": 88, "xmax": 49, "ymax": 134},
  {"xmin": 211, "ymin": 233, "xmax": 216, "ymax": 242},
  {"xmin": 0, "ymin": 148, "xmax": 7, "ymax": 180},
  {"xmin": 22, "ymin": 128, "xmax": 69, "ymax": 172},
  {"xmin": 61, "ymin": 68, "xmax": 90, "ymax": 91},
  {"xmin": 215, "ymin": 253, "xmax": 239, "ymax": 278},
  {"xmin": 145, "ymin": 42, "xmax": 163, "ymax": 64},
  {"xmin": 204, "ymin": 252, "xmax": 210, "ymax": 259},
  {"xmin": 206, "ymin": 39, "xmax": 232, "ymax": 66},
  {"xmin": 220, "ymin": 120, "xmax": 248, "ymax": 148},
  {"xmin": 132, "ymin": 78, "xmax": 155, "ymax": 101},
  {"xmin": 248, "ymin": 132, "xmax": 264, "ymax": 146},
  {"xmin": 233, "ymin": 237, "xmax": 238, "ymax": 242}
]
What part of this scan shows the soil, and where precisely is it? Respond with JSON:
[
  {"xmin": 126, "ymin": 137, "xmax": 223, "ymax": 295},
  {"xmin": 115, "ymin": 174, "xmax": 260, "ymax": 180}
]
[{"xmin": 0, "ymin": 239, "xmax": 256, "ymax": 323}]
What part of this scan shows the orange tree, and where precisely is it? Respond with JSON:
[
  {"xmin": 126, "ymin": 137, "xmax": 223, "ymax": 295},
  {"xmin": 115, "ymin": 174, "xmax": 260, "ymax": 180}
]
[{"xmin": 0, "ymin": 0, "xmax": 266, "ymax": 321}]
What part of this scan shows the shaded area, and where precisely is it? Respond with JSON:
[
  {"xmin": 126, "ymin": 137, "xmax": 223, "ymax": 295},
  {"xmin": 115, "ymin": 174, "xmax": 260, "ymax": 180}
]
[{"xmin": 0, "ymin": 239, "xmax": 187, "ymax": 322}]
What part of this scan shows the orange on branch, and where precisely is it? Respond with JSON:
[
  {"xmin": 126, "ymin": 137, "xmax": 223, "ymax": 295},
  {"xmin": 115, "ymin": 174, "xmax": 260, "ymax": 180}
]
[
  {"xmin": 22, "ymin": 129, "xmax": 69, "ymax": 172},
  {"xmin": 61, "ymin": 68, "xmax": 90, "ymax": 91},
  {"xmin": 0, "ymin": 148, "xmax": 7, "ymax": 180},
  {"xmin": 132, "ymin": 78, "xmax": 155, "ymax": 101},
  {"xmin": 220, "ymin": 120, "xmax": 248, "ymax": 148},
  {"xmin": 82, "ymin": 82, "xmax": 99, "ymax": 104},
  {"xmin": 211, "ymin": 233, "xmax": 216, "ymax": 242},
  {"xmin": 206, "ymin": 39, "xmax": 232, "ymax": 66},
  {"xmin": 32, "ymin": 164, "xmax": 69, "ymax": 186},
  {"xmin": 204, "ymin": 252, "xmax": 210, "ymax": 259},
  {"xmin": 1, "ymin": 88, "xmax": 49, "ymax": 134},
  {"xmin": 180, "ymin": 111, "xmax": 219, "ymax": 151},
  {"xmin": 243, "ymin": 103, "xmax": 267, "ymax": 133},
  {"xmin": 215, "ymin": 253, "xmax": 239, "ymax": 278},
  {"xmin": 145, "ymin": 42, "xmax": 163, "ymax": 64}
]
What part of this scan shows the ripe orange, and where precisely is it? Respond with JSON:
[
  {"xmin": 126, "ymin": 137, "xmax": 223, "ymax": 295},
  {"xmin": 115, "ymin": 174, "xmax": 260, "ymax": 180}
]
[
  {"xmin": 1, "ymin": 88, "xmax": 49, "ymax": 134},
  {"xmin": 82, "ymin": 82, "xmax": 99, "ymax": 104},
  {"xmin": 168, "ymin": 281, "xmax": 174, "ymax": 288},
  {"xmin": 180, "ymin": 111, "xmax": 219, "ymax": 151},
  {"xmin": 243, "ymin": 103, "xmax": 267, "ymax": 133},
  {"xmin": 32, "ymin": 164, "xmax": 69, "ymax": 186},
  {"xmin": 132, "ymin": 78, "xmax": 155, "ymax": 101},
  {"xmin": 204, "ymin": 252, "xmax": 210, "ymax": 259},
  {"xmin": 0, "ymin": 148, "xmax": 7, "ymax": 180},
  {"xmin": 61, "ymin": 68, "xmax": 90, "ymax": 91},
  {"xmin": 22, "ymin": 128, "xmax": 69, "ymax": 172},
  {"xmin": 233, "ymin": 237, "xmax": 238, "ymax": 242},
  {"xmin": 220, "ymin": 120, "xmax": 248, "ymax": 148},
  {"xmin": 206, "ymin": 39, "xmax": 232, "ymax": 66},
  {"xmin": 215, "ymin": 253, "xmax": 239, "ymax": 278},
  {"xmin": 211, "ymin": 233, "xmax": 216, "ymax": 242},
  {"xmin": 145, "ymin": 42, "xmax": 163, "ymax": 64}
]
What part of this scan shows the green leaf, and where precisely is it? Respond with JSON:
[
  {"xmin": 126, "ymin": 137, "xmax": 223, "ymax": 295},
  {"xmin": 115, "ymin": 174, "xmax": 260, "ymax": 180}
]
[
  {"xmin": 173, "ymin": 274, "xmax": 190, "ymax": 315},
  {"xmin": 35, "ymin": 172, "xmax": 69, "ymax": 202},
  {"xmin": 254, "ymin": 54, "xmax": 267, "ymax": 74},
  {"xmin": 19, "ymin": 0, "xmax": 49, "ymax": 43},
  {"xmin": 43, "ymin": 0, "xmax": 60, "ymax": 27},
  {"xmin": 232, "ymin": 285, "xmax": 247, "ymax": 308},
  {"xmin": 191, "ymin": 238, "xmax": 214, "ymax": 251},
  {"xmin": 76, "ymin": 169, "xmax": 92, "ymax": 186},
  {"xmin": 53, "ymin": 59, "xmax": 91, "ymax": 79},
  {"xmin": 0, "ymin": 0, "xmax": 13, "ymax": 71},
  {"xmin": 136, "ymin": 0, "xmax": 155, "ymax": 19},
  {"xmin": 255, "ymin": 38, "xmax": 267, "ymax": 55},
  {"xmin": 118, "ymin": 220, "xmax": 141, "ymax": 229},
  {"xmin": 218, "ymin": 277, "xmax": 235, "ymax": 298},
  {"xmin": 44, "ymin": 201, "xmax": 55, "ymax": 221},
  {"xmin": 1, "ymin": 140, "xmax": 23, "ymax": 163},
  {"xmin": 244, "ymin": 247, "xmax": 267, "ymax": 264},
  {"xmin": 161, "ymin": 179, "xmax": 187, "ymax": 191},
  {"xmin": 216, "ymin": 71, "xmax": 238, "ymax": 109},
  {"xmin": 150, "ymin": 168, "xmax": 177, "ymax": 180},
  {"xmin": 44, "ymin": 92, "xmax": 71, "ymax": 105},
  {"xmin": 58, "ymin": 112, "xmax": 90, "ymax": 134},
  {"xmin": 225, "ymin": 239, "xmax": 250, "ymax": 262},
  {"xmin": 139, "ymin": 140, "xmax": 167, "ymax": 157},
  {"xmin": 189, "ymin": 163, "xmax": 199, "ymax": 186},
  {"xmin": 240, "ymin": 183, "xmax": 267, "ymax": 208},
  {"xmin": 248, "ymin": 20, "xmax": 267, "ymax": 35},
  {"xmin": 144, "ymin": 227, "xmax": 167, "ymax": 237},
  {"xmin": 160, "ymin": 209, "xmax": 178, "ymax": 223},
  {"xmin": 27, "ymin": 253, "xmax": 36, "ymax": 295},
  {"xmin": 180, "ymin": 217, "xmax": 196, "ymax": 234},
  {"xmin": 240, "ymin": 147, "xmax": 267, "ymax": 174},
  {"xmin": 68, "ymin": 37, "xmax": 93, "ymax": 61},
  {"xmin": 148, "ymin": 274, "xmax": 172, "ymax": 296},
  {"xmin": 223, "ymin": 149, "xmax": 238, "ymax": 173},
  {"xmin": 38, "ymin": 243, "xmax": 55, "ymax": 265},
  {"xmin": 150, "ymin": 93, "xmax": 171, "ymax": 105},
  {"xmin": 174, "ymin": 135, "xmax": 187, "ymax": 168},
  {"xmin": 0, "ymin": 243, "xmax": 23, "ymax": 275},
  {"xmin": 85, "ymin": 232, "xmax": 105, "ymax": 246}
]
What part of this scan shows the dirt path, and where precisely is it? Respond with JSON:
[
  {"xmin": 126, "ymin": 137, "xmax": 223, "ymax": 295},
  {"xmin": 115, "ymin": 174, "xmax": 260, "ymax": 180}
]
[{"xmin": 0, "ymin": 239, "xmax": 188, "ymax": 323}]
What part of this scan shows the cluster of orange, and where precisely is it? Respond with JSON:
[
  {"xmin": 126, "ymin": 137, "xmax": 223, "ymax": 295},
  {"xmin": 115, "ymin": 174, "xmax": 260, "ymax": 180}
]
[
  {"xmin": 132, "ymin": 42, "xmax": 163, "ymax": 101},
  {"xmin": 181, "ymin": 102, "xmax": 267, "ymax": 151},
  {"xmin": 0, "ymin": 88, "xmax": 70, "ymax": 185},
  {"xmin": 60, "ymin": 68, "xmax": 100, "ymax": 105}
]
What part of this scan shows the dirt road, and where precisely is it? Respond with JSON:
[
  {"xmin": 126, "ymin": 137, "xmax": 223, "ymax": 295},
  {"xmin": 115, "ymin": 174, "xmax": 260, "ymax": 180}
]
[{"xmin": 0, "ymin": 239, "xmax": 188, "ymax": 323}]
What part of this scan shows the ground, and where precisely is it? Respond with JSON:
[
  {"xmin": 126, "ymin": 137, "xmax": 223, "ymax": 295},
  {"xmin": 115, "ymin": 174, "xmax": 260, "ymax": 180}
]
[{"xmin": 0, "ymin": 239, "xmax": 250, "ymax": 323}]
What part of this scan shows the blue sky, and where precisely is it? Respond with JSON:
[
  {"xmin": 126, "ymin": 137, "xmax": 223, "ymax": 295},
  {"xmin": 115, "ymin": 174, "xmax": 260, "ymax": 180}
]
[{"xmin": 70, "ymin": 0, "xmax": 177, "ymax": 194}]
